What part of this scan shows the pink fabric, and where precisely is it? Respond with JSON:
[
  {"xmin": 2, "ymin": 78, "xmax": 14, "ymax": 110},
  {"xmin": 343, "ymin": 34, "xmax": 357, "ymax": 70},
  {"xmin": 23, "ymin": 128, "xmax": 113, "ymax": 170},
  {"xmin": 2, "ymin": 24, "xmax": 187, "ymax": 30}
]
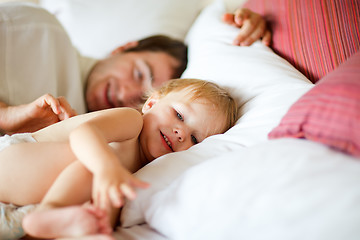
[
  {"xmin": 269, "ymin": 51, "xmax": 360, "ymax": 157},
  {"xmin": 243, "ymin": 0, "xmax": 360, "ymax": 83}
]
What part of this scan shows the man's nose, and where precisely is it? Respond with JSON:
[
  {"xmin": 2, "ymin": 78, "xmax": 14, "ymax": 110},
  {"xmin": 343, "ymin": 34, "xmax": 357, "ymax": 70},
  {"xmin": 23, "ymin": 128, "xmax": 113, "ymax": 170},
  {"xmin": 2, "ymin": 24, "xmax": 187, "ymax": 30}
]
[{"xmin": 117, "ymin": 84, "xmax": 143, "ymax": 107}]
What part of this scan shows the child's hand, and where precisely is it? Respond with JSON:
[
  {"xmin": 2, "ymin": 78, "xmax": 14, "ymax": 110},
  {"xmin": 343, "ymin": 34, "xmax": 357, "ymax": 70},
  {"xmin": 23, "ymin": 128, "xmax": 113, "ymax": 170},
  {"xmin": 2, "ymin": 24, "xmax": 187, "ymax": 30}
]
[
  {"xmin": 222, "ymin": 8, "xmax": 271, "ymax": 46},
  {"xmin": 92, "ymin": 164, "xmax": 149, "ymax": 210}
]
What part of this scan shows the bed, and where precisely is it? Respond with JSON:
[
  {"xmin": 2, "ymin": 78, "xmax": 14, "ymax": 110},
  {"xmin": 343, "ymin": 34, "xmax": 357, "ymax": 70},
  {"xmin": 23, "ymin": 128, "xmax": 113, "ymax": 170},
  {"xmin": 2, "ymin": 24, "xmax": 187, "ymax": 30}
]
[{"xmin": 2, "ymin": 0, "xmax": 360, "ymax": 239}]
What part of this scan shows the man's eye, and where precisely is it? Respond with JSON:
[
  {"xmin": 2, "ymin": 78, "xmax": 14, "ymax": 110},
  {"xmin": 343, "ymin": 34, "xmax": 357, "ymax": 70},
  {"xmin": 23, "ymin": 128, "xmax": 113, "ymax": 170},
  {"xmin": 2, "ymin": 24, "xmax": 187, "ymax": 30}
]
[
  {"xmin": 134, "ymin": 68, "xmax": 143, "ymax": 82},
  {"xmin": 191, "ymin": 135, "xmax": 198, "ymax": 145},
  {"xmin": 176, "ymin": 111, "xmax": 184, "ymax": 121}
]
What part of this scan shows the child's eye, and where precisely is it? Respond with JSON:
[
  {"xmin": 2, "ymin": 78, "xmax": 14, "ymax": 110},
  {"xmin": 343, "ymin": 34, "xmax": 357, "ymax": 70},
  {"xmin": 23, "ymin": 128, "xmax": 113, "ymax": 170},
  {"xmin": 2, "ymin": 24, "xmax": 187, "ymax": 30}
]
[
  {"xmin": 191, "ymin": 135, "xmax": 198, "ymax": 145},
  {"xmin": 176, "ymin": 111, "xmax": 184, "ymax": 121}
]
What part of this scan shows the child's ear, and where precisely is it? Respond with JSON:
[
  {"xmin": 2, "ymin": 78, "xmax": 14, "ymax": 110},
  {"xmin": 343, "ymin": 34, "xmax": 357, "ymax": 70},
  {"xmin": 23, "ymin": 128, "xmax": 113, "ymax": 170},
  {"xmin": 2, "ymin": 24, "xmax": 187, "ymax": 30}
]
[{"xmin": 142, "ymin": 93, "xmax": 160, "ymax": 113}]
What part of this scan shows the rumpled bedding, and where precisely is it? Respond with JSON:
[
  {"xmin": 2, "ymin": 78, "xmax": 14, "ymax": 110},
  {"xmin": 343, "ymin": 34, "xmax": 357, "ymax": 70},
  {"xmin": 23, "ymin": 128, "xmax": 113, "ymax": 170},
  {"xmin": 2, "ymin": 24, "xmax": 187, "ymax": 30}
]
[{"xmin": 0, "ymin": 202, "xmax": 36, "ymax": 240}]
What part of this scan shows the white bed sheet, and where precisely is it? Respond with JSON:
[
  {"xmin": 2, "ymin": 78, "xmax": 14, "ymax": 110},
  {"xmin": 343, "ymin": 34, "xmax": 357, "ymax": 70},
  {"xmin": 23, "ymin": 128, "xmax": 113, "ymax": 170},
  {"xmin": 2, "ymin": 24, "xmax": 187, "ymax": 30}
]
[
  {"xmin": 116, "ymin": 138, "xmax": 360, "ymax": 240},
  {"xmin": 115, "ymin": 0, "xmax": 360, "ymax": 239},
  {"xmin": 1, "ymin": 0, "xmax": 357, "ymax": 239},
  {"xmin": 114, "ymin": 224, "xmax": 166, "ymax": 240},
  {"xmin": 120, "ymin": 0, "xmax": 313, "ymax": 229}
]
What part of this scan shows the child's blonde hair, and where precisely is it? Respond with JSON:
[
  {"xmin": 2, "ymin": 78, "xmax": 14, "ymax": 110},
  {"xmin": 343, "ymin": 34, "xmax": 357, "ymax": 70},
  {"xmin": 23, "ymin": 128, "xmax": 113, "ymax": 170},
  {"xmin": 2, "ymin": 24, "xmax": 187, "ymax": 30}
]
[{"xmin": 155, "ymin": 78, "xmax": 239, "ymax": 133}]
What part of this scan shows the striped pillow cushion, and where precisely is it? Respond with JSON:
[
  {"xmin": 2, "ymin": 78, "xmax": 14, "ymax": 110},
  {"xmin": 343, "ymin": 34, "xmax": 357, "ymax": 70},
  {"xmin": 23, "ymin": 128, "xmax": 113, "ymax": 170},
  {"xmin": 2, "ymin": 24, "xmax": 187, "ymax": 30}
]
[
  {"xmin": 268, "ymin": 51, "xmax": 360, "ymax": 157},
  {"xmin": 243, "ymin": 0, "xmax": 360, "ymax": 83}
]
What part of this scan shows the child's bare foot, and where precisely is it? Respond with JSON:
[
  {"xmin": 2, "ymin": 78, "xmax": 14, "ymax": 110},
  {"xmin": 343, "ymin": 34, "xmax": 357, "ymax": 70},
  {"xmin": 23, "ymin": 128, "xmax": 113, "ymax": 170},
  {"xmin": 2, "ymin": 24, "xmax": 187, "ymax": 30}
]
[{"xmin": 22, "ymin": 205, "xmax": 113, "ymax": 239}]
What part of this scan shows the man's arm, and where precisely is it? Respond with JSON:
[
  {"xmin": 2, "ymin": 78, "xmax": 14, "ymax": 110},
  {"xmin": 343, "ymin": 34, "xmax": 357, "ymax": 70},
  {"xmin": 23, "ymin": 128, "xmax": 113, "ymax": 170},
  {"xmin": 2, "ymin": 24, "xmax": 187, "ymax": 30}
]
[{"xmin": 0, "ymin": 94, "xmax": 76, "ymax": 135}]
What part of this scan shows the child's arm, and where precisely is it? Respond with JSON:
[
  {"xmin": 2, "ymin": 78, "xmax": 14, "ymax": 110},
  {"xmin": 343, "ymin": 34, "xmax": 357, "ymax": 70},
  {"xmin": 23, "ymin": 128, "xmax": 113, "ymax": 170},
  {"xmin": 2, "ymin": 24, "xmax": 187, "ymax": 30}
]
[
  {"xmin": 68, "ymin": 108, "xmax": 149, "ymax": 210},
  {"xmin": 33, "ymin": 108, "xmax": 122, "ymax": 142}
]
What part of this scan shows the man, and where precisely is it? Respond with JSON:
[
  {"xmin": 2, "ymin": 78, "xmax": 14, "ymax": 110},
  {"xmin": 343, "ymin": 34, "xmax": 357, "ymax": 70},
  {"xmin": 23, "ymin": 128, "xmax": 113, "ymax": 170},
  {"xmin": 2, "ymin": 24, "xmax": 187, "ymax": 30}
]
[{"xmin": 0, "ymin": 3, "xmax": 270, "ymax": 135}]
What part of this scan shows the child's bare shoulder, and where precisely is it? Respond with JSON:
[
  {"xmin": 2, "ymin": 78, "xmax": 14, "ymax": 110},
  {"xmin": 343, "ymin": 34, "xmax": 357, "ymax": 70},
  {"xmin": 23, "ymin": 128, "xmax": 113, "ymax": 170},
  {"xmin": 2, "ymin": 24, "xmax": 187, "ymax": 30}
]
[
  {"xmin": 90, "ymin": 108, "xmax": 143, "ymax": 141},
  {"xmin": 103, "ymin": 107, "xmax": 141, "ymax": 117},
  {"xmin": 99, "ymin": 107, "xmax": 143, "ymax": 125}
]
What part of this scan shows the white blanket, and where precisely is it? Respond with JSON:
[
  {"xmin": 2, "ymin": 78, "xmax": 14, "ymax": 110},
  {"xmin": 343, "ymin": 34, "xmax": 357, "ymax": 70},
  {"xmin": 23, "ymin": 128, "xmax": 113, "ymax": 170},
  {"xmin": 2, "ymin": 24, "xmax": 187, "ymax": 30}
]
[
  {"xmin": 0, "ymin": 203, "xmax": 36, "ymax": 240},
  {"xmin": 117, "ymin": 139, "xmax": 360, "ymax": 240},
  {"xmin": 115, "ymin": 1, "xmax": 360, "ymax": 239}
]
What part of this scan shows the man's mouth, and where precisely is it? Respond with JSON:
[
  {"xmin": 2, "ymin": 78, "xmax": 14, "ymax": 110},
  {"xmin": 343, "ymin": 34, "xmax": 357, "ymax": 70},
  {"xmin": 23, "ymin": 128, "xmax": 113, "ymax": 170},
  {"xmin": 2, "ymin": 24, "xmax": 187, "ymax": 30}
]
[
  {"xmin": 161, "ymin": 132, "xmax": 174, "ymax": 152},
  {"xmin": 105, "ymin": 82, "xmax": 115, "ymax": 108}
]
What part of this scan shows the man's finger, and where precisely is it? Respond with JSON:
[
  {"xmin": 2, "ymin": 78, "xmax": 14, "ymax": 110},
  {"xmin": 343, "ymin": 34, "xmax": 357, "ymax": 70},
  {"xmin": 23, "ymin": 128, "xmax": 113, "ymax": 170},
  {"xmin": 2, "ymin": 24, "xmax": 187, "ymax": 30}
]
[
  {"xmin": 241, "ymin": 20, "xmax": 266, "ymax": 46},
  {"xmin": 57, "ymin": 96, "xmax": 77, "ymax": 120},
  {"xmin": 222, "ymin": 13, "xmax": 236, "ymax": 25},
  {"xmin": 262, "ymin": 30, "xmax": 272, "ymax": 46},
  {"xmin": 41, "ymin": 94, "xmax": 61, "ymax": 114},
  {"xmin": 234, "ymin": 8, "xmax": 251, "ymax": 26}
]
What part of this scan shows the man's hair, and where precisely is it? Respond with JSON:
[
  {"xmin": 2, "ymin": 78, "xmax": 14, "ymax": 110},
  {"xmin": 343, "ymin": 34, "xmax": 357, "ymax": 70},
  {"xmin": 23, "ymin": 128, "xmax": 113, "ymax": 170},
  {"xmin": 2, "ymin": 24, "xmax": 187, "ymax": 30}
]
[
  {"xmin": 156, "ymin": 78, "xmax": 239, "ymax": 133},
  {"xmin": 124, "ymin": 35, "xmax": 188, "ymax": 79}
]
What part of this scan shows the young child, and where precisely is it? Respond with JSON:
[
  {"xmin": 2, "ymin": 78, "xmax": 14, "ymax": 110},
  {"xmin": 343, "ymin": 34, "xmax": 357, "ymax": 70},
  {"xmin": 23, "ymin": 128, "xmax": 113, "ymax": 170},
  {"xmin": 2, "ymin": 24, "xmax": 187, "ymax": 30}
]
[{"xmin": 0, "ymin": 78, "xmax": 239, "ymax": 239}]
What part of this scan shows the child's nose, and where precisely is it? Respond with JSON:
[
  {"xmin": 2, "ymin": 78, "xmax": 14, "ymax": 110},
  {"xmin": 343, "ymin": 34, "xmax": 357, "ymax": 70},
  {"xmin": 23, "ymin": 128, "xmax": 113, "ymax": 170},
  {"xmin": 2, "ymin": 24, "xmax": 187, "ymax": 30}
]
[{"xmin": 174, "ymin": 128, "xmax": 185, "ymax": 142}]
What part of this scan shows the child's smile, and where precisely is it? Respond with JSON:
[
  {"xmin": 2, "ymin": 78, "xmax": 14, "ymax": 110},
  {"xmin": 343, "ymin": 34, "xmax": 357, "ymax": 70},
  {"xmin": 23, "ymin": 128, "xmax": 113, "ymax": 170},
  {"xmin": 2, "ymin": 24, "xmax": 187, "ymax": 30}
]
[{"xmin": 160, "ymin": 131, "xmax": 174, "ymax": 152}]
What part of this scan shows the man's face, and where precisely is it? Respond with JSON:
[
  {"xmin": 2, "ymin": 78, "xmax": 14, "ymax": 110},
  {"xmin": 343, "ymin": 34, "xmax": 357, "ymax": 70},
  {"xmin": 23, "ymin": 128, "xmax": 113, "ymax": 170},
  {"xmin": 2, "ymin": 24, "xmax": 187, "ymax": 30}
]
[{"xmin": 85, "ymin": 51, "xmax": 180, "ymax": 111}]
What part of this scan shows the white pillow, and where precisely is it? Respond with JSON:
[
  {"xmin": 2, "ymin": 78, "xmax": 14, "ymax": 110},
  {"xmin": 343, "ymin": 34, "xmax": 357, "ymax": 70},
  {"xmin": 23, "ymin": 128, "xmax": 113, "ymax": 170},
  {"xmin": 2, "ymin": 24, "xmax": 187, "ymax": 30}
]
[
  {"xmin": 145, "ymin": 139, "xmax": 360, "ymax": 240},
  {"xmin": 39, "ymin": 0, "xmax": 204, "ymax": 58},
  {"xmin": 182, "ymin": 0, "xmax": 313, "ymax": 146},
  {"xmin": 120, "ymin": 0, "xmax": 313, "ymax": 228}
]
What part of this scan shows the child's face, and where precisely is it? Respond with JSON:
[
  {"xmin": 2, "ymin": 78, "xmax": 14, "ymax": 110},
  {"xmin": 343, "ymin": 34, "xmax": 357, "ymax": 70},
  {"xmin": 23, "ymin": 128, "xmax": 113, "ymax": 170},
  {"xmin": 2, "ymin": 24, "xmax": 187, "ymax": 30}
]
[{"xmin": 139, "ymin": 89, "xmax": 227, "ymax": 162}]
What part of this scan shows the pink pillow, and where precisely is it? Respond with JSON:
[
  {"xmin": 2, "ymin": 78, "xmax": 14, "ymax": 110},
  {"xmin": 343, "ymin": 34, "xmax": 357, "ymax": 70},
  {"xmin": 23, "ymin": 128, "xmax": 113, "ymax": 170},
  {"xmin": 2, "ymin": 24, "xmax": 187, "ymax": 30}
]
[
  {"xmin": 269, "ymin": 51, "xmax": 360, "ymax": 157},
  {"xmin": 243, "ymin": 0, "xmax": 360, "ymax": 83}
]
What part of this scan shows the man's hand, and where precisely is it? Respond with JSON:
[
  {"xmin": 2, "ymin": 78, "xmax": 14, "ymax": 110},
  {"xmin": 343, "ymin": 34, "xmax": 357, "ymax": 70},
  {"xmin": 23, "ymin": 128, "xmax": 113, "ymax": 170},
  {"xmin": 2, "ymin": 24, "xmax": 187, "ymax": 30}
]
[
  {"xmin": 223, "ymin": 8, "xmax": 271, "ymax": 46},
  {"xmin": 0, "ymin": 94, "xmax": 77, "ymax": 135}
]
